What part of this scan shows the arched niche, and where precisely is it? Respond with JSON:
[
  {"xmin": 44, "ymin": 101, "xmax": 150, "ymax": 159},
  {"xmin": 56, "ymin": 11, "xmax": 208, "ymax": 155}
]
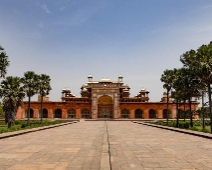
[
  {"xmin": 135, "ymin": 109, "xmax": 144, "ymax": 118},
  {"xmin": 54, "ymin": 108, "xmax": 62, "ymax": 118}
]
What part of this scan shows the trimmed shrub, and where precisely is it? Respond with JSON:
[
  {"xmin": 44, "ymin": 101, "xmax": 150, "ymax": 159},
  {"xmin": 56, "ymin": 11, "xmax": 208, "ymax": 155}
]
[
  {"xmin": 168, "ymin": 121, "xmax": 176, "ymax": 127},
  {"xmin": 21, "ymin": 124, "xmax": 27, "ymax": 128},
  {"xmin": 179, "ymin": 121, "xmax": 190, "ymax": 129}
]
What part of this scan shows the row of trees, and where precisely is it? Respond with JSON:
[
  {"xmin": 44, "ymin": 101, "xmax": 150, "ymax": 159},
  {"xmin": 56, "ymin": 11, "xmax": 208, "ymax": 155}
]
[
  {"xmin": 161, "ymin": 41, "xmax": 212, "ymax": 132},
  {"xmin": 0, "ymin": 45, "xmax": 51, "ymax": 128}
]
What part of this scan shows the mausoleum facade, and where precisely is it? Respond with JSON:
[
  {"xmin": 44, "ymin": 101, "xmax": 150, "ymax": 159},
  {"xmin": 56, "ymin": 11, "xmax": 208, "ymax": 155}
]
[{"xmin": 16, "ymin": 75, "xmax": 199, "ymax": 119}]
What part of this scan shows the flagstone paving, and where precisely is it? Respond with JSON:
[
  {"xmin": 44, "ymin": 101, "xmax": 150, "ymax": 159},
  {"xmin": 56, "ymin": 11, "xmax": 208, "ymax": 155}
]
[{"xmin": 0, "ymin": 121, "xmax": 212, "ymax": 170}]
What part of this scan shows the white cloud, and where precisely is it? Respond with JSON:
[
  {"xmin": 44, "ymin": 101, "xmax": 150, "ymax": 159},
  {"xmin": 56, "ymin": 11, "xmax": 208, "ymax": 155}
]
[{"xmin": 42, "ymin": 4, "xmax": 51, "ymax": 14}]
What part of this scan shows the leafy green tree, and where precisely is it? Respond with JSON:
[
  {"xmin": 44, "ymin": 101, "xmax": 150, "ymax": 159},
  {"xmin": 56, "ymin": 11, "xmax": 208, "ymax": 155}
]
[
  {"xmin": 21, "ymin": 71, "xmax": 39, "ymax": 126},
  {"xmin": 198, "ymin": 107, "xmax": 210, "ymax": 118},
  {"xmin": 180, "ymin": 50, "xmax": 196, "ymax": 68},
  {"xmin": 0, "ymin": 77, "xmax": 25, "ymax": 128},
  {"xmin": 181, "ymin": 42, "xmax": 212, "ymax": 132},
  {"xmin": 174, "ymin": 69, "xmax": 189, "ymax": 122},
  {"xmin": 195, "ymin": 42, "xmax": 212, "ymax": 133},
  {"xmin": 38, "ymin": 74, "xmax": 52, "ymax": 124},
  {"xmin": 167, "ymin": 68, "xmax": 182, "ymax": 127},
  {"xmin": 172, "ymin": 68, "xmax": 203, "ymax": 127},
  {"xmin": 0, "ymin": 46, "xmax": 10, "ymax": 78}
]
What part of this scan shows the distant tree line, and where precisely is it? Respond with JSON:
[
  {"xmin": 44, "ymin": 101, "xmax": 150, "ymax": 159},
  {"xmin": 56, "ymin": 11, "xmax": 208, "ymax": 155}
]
[{"xmin": 0, "ymin": 45, "xmax": 52, "ymax": 128}]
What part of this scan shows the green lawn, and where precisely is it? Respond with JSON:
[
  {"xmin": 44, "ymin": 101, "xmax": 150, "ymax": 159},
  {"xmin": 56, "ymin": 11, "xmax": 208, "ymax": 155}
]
[
  {"xmin": 0, "ymin": 120, "xmax": 63, "ymax": 134},
  {"xmin": 0, "ymin": 125, "xmax": 21, "ymax": 130},
  {"xmin": 0, "ymin": 125, "xmax": 8, "ymax": 130},
  {"xmin": 152, "ymin": 120, "xmax": 211, "ymax": 133},
  {"xmin": 192, "ymin": 126, "xmax": 211, "ymax": 133}
]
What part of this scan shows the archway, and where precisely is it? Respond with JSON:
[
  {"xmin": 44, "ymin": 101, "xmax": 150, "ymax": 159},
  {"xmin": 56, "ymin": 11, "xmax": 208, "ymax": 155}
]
[
  {"xmin": 25, "ymin": 109, "xmax": 34, "ymax": 118},
  {"xmin": 149, "ymin": 109, "xmax": 157, "ymax": 118},
  {"xmin": 101, "ymin": 108, "xmax": 110, "ymax": 118},
  {"xmin": 39, "ymin": 108, "xmax": 48, "ymax": 118},
  {"xmin": 67, "ymin": 109, "xmax": 76, "ymax": 118},
  {"xmin": 98, "ymin": 95, "xmax": 113, "ymax": 118},
  {"xmin": 81, "ymin": 109, "xmax": 90, "ymax": 118},
  {"xmin": 121, "ymin": 109, "xmax": 130, "ymax": 118},
  {"xmin": 163, "ymin": 109, "xmax": 171, "ymax": 119},
  {"xmin": 43, "ymin": 108, "xmax": 48, "ymax": 118},
  {"xmin": 54, "ymin": 109, "xmax": 62, "ymax": 118},
  {"xmin": 135, "ymin": 109, "xmax": 143, "ymax": 118}
]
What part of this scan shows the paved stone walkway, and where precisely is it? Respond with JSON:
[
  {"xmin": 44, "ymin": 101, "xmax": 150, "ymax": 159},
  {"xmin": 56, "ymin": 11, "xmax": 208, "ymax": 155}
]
[{"xmin": 0, "ymin": 121, "xmax": 212, "ymax": 170}]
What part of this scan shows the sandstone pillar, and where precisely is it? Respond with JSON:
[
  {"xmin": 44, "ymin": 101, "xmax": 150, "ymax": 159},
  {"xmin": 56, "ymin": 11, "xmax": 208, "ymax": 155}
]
[
  {"xmin": 76, "ymin": 108, "xmax": 80, "ymax": 119},
  {"xmin": 34, "ymin": 109, "xmax": 39, "ymax": 119},
  {"xmin": 62, "ymin": 109, "xmax": 67, "ymax": 118},
  {"xmin": 172, "ymin": 105, "xmax": 176, "ymax": 119},
  {"xmin": 119, "ymin": 108, "xmax": 121, "ymax": 118},
  {"xmin": 130, "ymin": 109, "xmax": 135, "ymax": 119},
  {"xmin": 157, "ymin": 110, "xmax": 163, "ymax": 119},
  {"xmin": 92, "ymin": 93, "xmax": 97, "ymax": 119},
  {"xmin": 113, "ymin": 93, "xmax": 119, "ymax": 119},
  {"xmin": 144, "ymin": 109, "xmax": 148, "ymax": 119},
  {"xmin": 48, "ymin": 109, "xmax": 53, "ymax": 118},
  {"xmin": 16, "ymin": 107, "xmax": 24, "ymax": 119}
]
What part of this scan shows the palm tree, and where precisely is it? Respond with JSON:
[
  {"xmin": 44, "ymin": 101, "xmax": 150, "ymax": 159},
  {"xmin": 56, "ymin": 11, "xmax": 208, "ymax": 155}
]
[
  {"xmin": 0, "ymin": 76, "xmax": 25, "ymax": 128},
  {"xmin": 0, "ymin": 46, "xmax": 10, "ymax": 78},
  {"xmin": 21, "ymin": 71, "xmax": 39, "ymax": 126},
  {"xmin": 161, "ymin": 69, "xmax": 175, "ymax": 125},
  {"xmin": 38, "ymin": 74, "xmax": 52, "ymax": 124}
]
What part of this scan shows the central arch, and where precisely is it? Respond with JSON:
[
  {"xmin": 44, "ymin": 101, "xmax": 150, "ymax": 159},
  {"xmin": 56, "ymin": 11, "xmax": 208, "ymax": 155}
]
[{"xmin": 98, "ymin": 95, "xmax": 113, "ymax": 118}]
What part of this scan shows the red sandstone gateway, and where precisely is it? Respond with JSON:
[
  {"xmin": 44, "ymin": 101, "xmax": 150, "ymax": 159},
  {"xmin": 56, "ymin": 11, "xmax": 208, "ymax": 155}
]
[{"xmin": 16, "ymin": 75, "xmax": 199, "ymax": 119}]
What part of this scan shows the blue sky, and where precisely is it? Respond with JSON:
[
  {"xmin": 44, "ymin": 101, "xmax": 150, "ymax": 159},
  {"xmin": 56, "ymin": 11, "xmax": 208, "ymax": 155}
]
[{"xmin": 1, "ymin": 0, "xmax": 212, "ymax": 101}]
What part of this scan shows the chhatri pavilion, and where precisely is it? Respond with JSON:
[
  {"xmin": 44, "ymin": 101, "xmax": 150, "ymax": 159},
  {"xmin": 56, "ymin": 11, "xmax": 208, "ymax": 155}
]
[{"xmin": 16, "ymin": 75, "xmax": 199, "ymax": 119}]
